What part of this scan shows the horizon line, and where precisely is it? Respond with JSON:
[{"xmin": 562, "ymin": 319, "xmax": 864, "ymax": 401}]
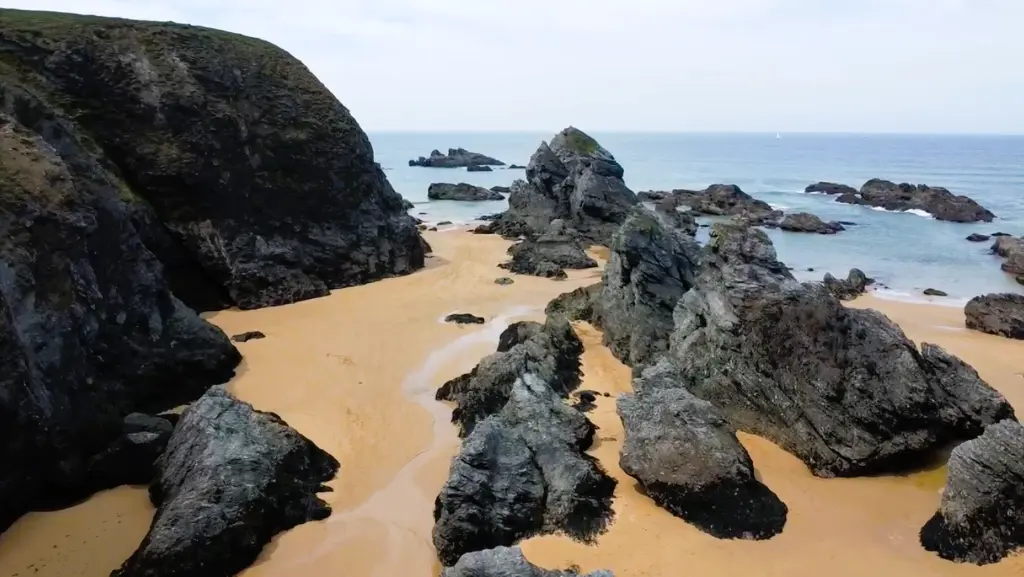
[{"xmin": 364, "ymin": 129, "xmax": 1024, "ymax": 137}]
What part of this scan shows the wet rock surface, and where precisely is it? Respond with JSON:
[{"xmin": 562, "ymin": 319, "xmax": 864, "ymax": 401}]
[
  {"xmin": 966, "ymin": 233, "xmax": 990, "ymax": 242},
  {"xmin": 804, "ymin": 181, "xmax": 858, "ymax": 195},
  {"xmin": 666, "ymin": 222, "xmax": 1014, "ymax": 477},
  {"xmin": 822, "ymin": 268, "xmax": 873, "ymax": 301},
  {"xmin": 778, "ymin": 212, "xmax": 845, "ymax": 234},
  {"xmin": 923, "ymin": 288, "xmax": 948, "ymax": 297},
  {"xmin": 619, "ymin": 365, "xmax": 788, "ymax": 539},
  {"xmin": 965, "ymin": 293, "xmax": 1024, "ymax": 339},
  {"xmin": 992, "ymin": 236, "xmax": 1024, "ymax": 275},
  {"xmin": 467, "ymin": 165, "xmax": 493, "ymax": 172},
  {"xmin": 920, "ymin": 419, "xmax": 1024, "ymax": 565},
  {"xmin": 446, "ymin": 313, "xmax": 487, "ymax": 325},
  {"xmin": 483, "ymin": 127, "xmax": 638, "ymax": 243},
  {"xmin": 429, "ymin": 183, "xmax": 505, "ymax": 201},
  {"xmin": 441, "ymin": 546, "xmax": 613, "ymax": 577},
  {"xmin": 410, "ymin": 148, "xmax": 505, "ymax": 168},
  {"xmin": 113, "ymin": 386, "xmax": 339, "ymax": 577},
  {"xmin": 436, "ymin": 317, "xmax": 584, "ymax": 436},
  {"xmin": 668, "ymin": 184, "xmax": 782, "ymax": 225},
  {"xmin": 433, "ymin": 374, "xmax": 615, "ymax": 566},
  {"xmin": 835, "ymin": 179, "xmax": 995, "ymax": 223},
  {"xmin": 231, "ymin": 331, "xmax": 266, "ymax": 343}
]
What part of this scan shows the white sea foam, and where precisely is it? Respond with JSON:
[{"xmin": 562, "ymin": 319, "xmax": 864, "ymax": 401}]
[
  {"xmin": 870, "ymin": 287, "xmax": 968, "ymax": 308},
  {"xmin": 866, "ymin": 206, "xmax": 935, "ymax": 219}
]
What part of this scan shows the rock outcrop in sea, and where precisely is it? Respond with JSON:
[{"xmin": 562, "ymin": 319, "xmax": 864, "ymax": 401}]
[
  {"xmin": 778, "ymin": 212, "xmax": 845, "ymax": 234},
  {"xmin": 409, "ymin": 148, "xmax": 506, "ymax": 168},
  {"xmin": 0, "ymin": 9, "xmax": 420, "ymax": 533},
  {"xmin": 665, "ymin": 223, "xmax": 1014, "ymax": 477},
  {"xmin": 619, "ymin": 361, "xmax": 788, "ymax": 539},
  {"xmin": 113, "ymin": 387, "xmax": 338, "ymax": 577},
  {"xmin": 442, "ymin": 546, "xmax": 613, "ymax": 577},
  {"xmin": 920, "ymin": 419, "xmax": 1024, "ymax": 565},
  {"xmin": 433, "ymin": 374, "xmax": 615, "ymax": 566},
  {"xmin": 656, "ymin": 184, "xmax": 782, "ymax": 225},
  {"xmin": 436, "ymin": 317, "xmax": 584, "ymax": 436},
  {"xmin": 481, "ymin": 127, "xmax": 638, "ymax": 244},
  {"xmin": 805, "ymin": 181, "xmax": 858, "ymax": 195},
  {"xmin": 832, "ymin": 179, "xmax": 995, "ymax": 223},
  {"xmin": 991, "ymin": 236, "xmax": 1024, "ymax": 279},
  {"xmin": 428, "ymin": 183, "xmax": 505, "ymax": 201},
  {"xmin": 965, "ymin": 293, "xmax": 1024, "ymax": 339}
]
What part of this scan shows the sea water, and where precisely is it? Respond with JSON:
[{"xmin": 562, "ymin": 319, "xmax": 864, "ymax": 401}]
[{"xmin": 369, "ymin": 132, "xmax": 1024, "ymax": 302}]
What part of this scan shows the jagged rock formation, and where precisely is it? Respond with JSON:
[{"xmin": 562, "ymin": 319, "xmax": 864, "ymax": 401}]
[
  {"xmin": 778, "ymin": 212, "xmax": 845, "ymax": 234},
  {"xmin": 441, "ymin": 547, "xmax": 613, "ymax": 577},
  {"xmin": 663, "ymin": 184, "xmax": 781, "ymax": 225},
  {"xmin": 483, "ymin": 128, "xmax": 638, "ymax": 243},
  {"xmin": 805, "ymin": 181, "xmax": 857, "ymax": 195},
  {"xmin": 113, "ymin": 387, "xmax": 339, "ymax": 577},
  {"xmin": 409, "ymin": 148, "xmax": 505, "ymax": 168},
  {"xmin": 666, "ymin": 222, "xmax": 1014, "ymax": 477},
  {"xmin": 965, "ymin": 293, "xmax": 1024, "ymax": 339},
  {"xmin": 920, "ymin": 419, "xmax": 1024, "ymax": 565},
  {"xmin": 822, "ymin": 268, "xmax": 873, "ymax": 300},
  {"xmin": 433, "ymin": 374, "xmax": 615, "ymax": 566},
  {"xmin": 499, "ymin": 220, "xmax": 597, "ymax": 279},
  {"xmin": 620, "ymin": 362, "xmax": 788, "ymax": 539},
  {"xmin": 653, "ymin": 198, "xmax": 698, "ymax": 236},
  {"xmin": 0, "ymin": 44, "xmax": 243, "ymax": 529},
  {"xmin": 436, "ymin": 316, "xmax": 584, "ymax": 436},
  {"xmin": 0, "ymin": 9, "xmax": 425, "ymax": 312},
  {"xmin": 429, "ymin": 183, "xmax": 505, "ymax": 201},
  {"xmin": 992, "ymin": 236, "xmax": 1024, "ymax": 275},
  {"xmin": 85, "ymin": 413, "xmax": 177, "ymax": 492},
  {"xmin": 834, "ymin": 179, "xmax": 995, "ymax": 223}
]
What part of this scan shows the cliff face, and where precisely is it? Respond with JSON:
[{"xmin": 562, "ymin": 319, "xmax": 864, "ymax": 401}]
[
  {"xmin": 0, "ymin": 9, "xmax": 422, "ymax": 531},
  {"xmin": 0, "ymin": 9, "xmax": 425, "ymax": 310}
]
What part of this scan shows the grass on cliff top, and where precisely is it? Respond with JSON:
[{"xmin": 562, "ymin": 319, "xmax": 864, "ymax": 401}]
[{"xmin": 564, "ymin": 129, "xmax": 600, "ymax": 155}]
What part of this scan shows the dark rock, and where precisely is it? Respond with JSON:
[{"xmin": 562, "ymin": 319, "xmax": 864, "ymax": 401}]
[
  {"xmin": 429, "ymin": 226, "xmax": 439, "ymax": 232},
  {"xmin": 572, "ymin": 390, "xmax": 600, "ymax": 412},
  {"xmin": 438, "ymin": 221, "xmax": 453, "ymax": 226},
  {"xmin": 446, "ymin": 313, "xmax": 487, "ymax": 325},
  {"xmin": 822, "ymin": 268, "xmax": 873, "ymax": 301},
  {"xmin": 965, "ymin": 293, "xmax": 1024, "ymax": 339},
  {"xmin": 619, "ymin": 364, "xmax": 787, "ymax": 539},
  {"xmin": 484, "ymin": 128, "xmax": 638, "ymax": 244},
  {"xmin": 436, "ymin": 317, "xmax": 583, "ymax": 436},
  {"xmin": 778, "ymin": 212, "xmax": 845, "ymax": 234},
  {"xmin": 490, "ymin": 186, "xmax": 511, "ymax": 194},
  {"xmin": 670, "ymin": 184, "xmax": 782, "ymax": 225},
  {"xmin": 0, "ymin": 70, "xmax": 242, "ymax": 530},
  {"xmin": 410, "ymin": 148, "xmax": 505, "ymax": 168},
  {"xmin": 653, "ymin": 199, "xmax": 698, "ymax": 236},
  {"xmin": 499, "ymin": 220, "xmax": 597, "ymax": 279},
  {"xmin": 637, "ymin": 190, "xmax": 673, "ymax": 203},
  {"xmin": 421, "ymin": 236, "xmax": 434, "ymax": 254},
  {"xmin": 835, "ymin": 179, "xmax": 995, "ymax": 222},
  {"xmin": 467, "ymin": 165, "xmax": 494, "ymax": 172},
  {"xmin": 231, "ymin": 331, "xmax": 266, "ymax": 343},
  {"xmin": 113, "ymin": 387, "xmax": 338, "ymax": 577},
  {"xmin": 665, "ymin": 222, "xmax": 1015, "ymax": 477},
  {"xmin": 805, "ymin": 181, "xmax": 858, "ymax": 195},
  {"xmin": 590, "ymin": 208, "xmax": 701, "ymax": 370},
  {"xmin": 920, "ymin": 419, "xmax": 1024, "ymax": 565},
  {"xmin": 966, "ymin": 233, "xmax": 990, "ymax": 242},
  {"xmin": 0, "ymin": 12, "xmax": 425, "ymax": 312},
  {"xmin": 991, "ymin": 236, "xmax": 1024, "ymax": 275},
  {"xmin": 494, "ymin": 277, "xmax": 514, "ymax": 286},
  {"xmin": 1017, "ymin": 275, "xmax": 1024, "ymax": 286},
  {"xmin": 432, "ymin": 373, "xmax": 615, "ymax": 566},
  {"xmin": 838, "ymin": 220, "xmax": 858, "ymax": 226},
  {"xmin": 992, "ymin": 232, "xmax": 1012, "ymax": 237},
  {"xmin": 403, "ymin": 198, "xmax": 415, "ymax": 210},
  {"xmin": 923, "ymin": 288, "xmax": 948, "ymax": 297},
  {"xmin": 429, "ymin": 183, "xmax": 504, "ymax": 201},
  {"xmin": 545, "ymin": 284, "xmax": 603, "ymax": 322},
  {"xmin": 441, "ymin": 546, "xmax": 613, "ymax": 577},
  {"xmin": 85, "ymin": 414, "xmax": 176, "ymax": 491},
  {"xmin": 508, "ymin": 164, "xmax": 526, "ymax": 169}
]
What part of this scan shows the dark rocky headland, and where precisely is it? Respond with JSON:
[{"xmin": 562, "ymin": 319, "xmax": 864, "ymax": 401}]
[
  {"xmin": 410, "ymin": 147, "xmax": 506, "ymax": 168},
  {"xmin": 809, "ymin": 179, "xmax": 996, "ymax": 223}
]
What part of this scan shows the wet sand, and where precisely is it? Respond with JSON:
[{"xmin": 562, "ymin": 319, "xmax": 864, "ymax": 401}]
[{"xmin": 0, "ymin": 230, "xmax": 1021, "ymax": 577}]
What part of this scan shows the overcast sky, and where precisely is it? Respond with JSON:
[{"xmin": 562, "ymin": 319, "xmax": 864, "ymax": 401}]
[{"xmin": 6, "ymin": 0, "xmax": 1023, "ymax": 133}]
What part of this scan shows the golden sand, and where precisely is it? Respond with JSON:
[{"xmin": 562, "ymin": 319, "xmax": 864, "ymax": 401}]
[{"xmin": 0, "ymin": 230, "xmax": 1021, "ymax": 577}]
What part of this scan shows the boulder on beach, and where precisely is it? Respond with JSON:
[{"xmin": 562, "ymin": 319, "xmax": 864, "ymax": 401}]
[
  {"xmin": 619, "ymin": 365, "xmax": 788, "ymax": 539},
  {"xmin": 429, "ymin": 183, "xmax": 505, "ymax": 201},
  {"xmin": 467, "ymin": 165, "xmax": 493, "ymax": 172},
  {"xmin": 410, "ymin": 148, "xmax": 506, "ymax": 168},
  {"xmin": 920, "ymin": 419, "xmax": 1024, "ymax": 565},
  {"xmin": 835, "ymin": 179, "xmax": 995, "ymax": 223},
  {"xmin": 499, "ymin": 220, "xmax": 598, "ymax": 279},
  {"xmin": 441, "ymin": 546, "xmax": 613, "ymax": 577},
  {"xmin": 484, "ymin": 127, "xmax": 638, "ymax": 243},
  {"xmin": 965, "ymin": 293, "xmax": 1024, "ymax": 340},
  {"xmin": 113, "ymin": 387, "xmax": 339, "ymax": 577},
  {"xmin": 805, "ymin": 181, "xmax": 858, "ymax": 195},
  {"xmin": 822, "ymin": 268, "xmax": 873, "ymax": 300},
  {"xmin": 436, "ymin": 317, "xmax": 584, "ymax": 436},
  {"xmin": 446, "ymin": 313, "xmax": 487, "ymax": 325},
  {"xmin": 433, "ymin": 373, "xmax": 615, "ymax": 566},
  {"xmin": 665, "ymin": 222, "xmax": 1014, "ymax": 477},
  {"xmin": 232, "ymin": 331, "xmax": 267, "ymax": 343},
  {"xmin": 778, "ymin": 212, "xmax": 845, "ymax": 234}
]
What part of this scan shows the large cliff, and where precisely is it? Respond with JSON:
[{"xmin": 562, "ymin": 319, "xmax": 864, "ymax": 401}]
[{"xmin": 0, "ymin": 9, "xmax": 423, "ymax": 531}]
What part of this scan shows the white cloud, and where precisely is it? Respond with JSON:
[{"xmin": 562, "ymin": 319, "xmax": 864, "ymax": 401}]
[{"xmin": 3, "ymin": 0, "xmax": 1022, "ymax": 132}]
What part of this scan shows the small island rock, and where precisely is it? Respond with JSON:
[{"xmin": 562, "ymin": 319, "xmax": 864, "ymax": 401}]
[
  {"xmin": 410, "ymin": 148, "xmax": 505, "ymax": 168},
  {"xmin": 429, "ymin": 183, "xmax": 505, "ymax": 201}
]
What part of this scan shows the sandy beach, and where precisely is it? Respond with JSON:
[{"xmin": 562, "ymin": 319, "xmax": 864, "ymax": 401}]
[{"xmin": 0, "ymin": 228, "xmax": 1021, "ymax": 577}]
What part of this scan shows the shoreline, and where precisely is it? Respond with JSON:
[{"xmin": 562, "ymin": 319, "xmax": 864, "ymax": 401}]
[{"xmin": 0, "ymin": 229, "xmax": 1021, "ymax": 576}]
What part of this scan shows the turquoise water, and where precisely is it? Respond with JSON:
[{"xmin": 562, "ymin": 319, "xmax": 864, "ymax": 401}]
[{"xmin": 370, "ymin": 132, "xmax": 1024, "ymax": 304}]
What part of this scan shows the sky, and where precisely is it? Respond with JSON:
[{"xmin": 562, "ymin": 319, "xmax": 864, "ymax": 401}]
[{"xmin": 4, "ymin": 0, "xmax": 1023, "ymax": 133}]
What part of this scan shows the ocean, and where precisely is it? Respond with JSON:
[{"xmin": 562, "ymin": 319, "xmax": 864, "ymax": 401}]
[{"xmin": 369, "ymin": 132, "xmax": 1024, "ymax": 305}]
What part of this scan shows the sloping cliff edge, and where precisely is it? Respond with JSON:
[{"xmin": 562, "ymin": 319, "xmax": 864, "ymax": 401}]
[{"xmin": 0, "ymin": 8, "xmax": 424, "ymax": 531}]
